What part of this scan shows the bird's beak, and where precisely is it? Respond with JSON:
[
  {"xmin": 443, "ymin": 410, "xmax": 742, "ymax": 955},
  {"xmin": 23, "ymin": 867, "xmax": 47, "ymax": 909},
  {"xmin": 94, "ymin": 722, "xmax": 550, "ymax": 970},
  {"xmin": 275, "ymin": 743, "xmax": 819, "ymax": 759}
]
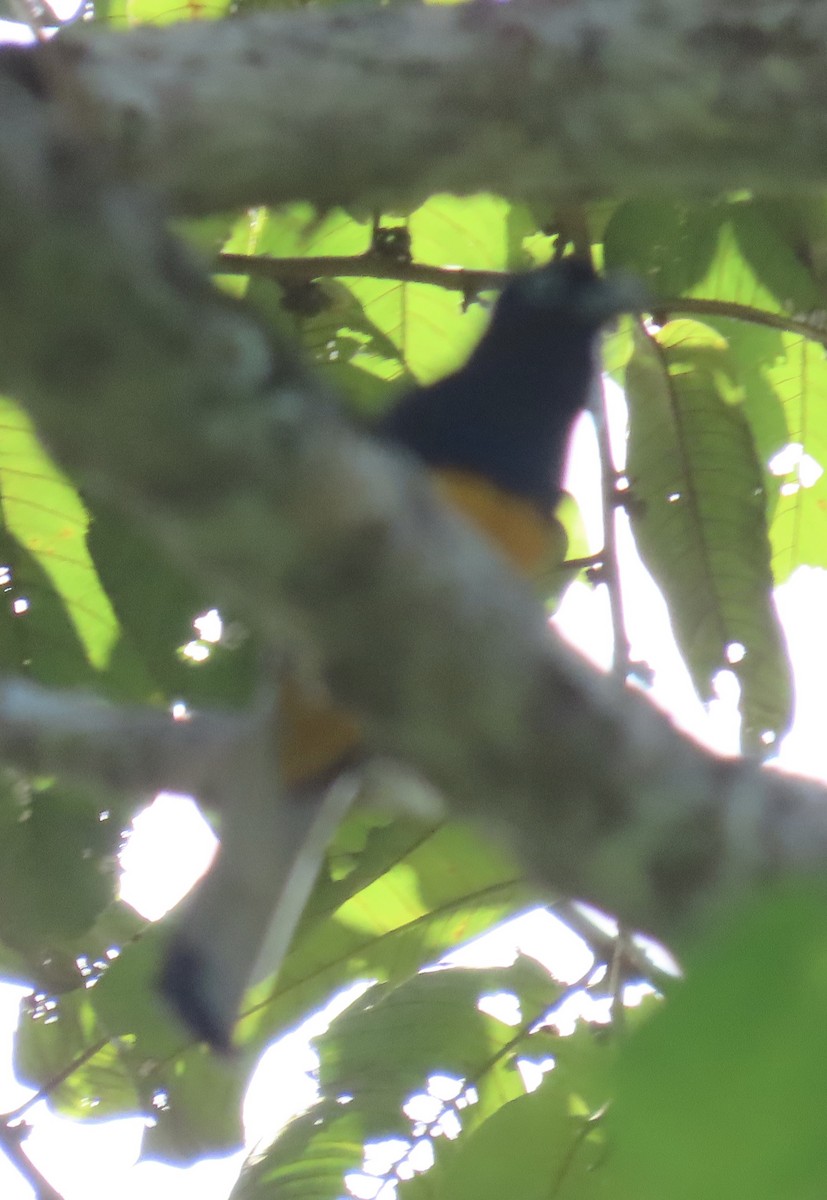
[{"xmin": 595, "ymin": 270, "xmax": 651, "ymax": 323}]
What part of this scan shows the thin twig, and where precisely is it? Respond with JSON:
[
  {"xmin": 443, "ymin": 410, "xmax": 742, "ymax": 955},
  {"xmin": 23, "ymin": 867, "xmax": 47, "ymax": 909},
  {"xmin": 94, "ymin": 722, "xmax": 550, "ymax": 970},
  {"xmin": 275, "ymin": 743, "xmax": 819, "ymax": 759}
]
[
  {"xmin": 593, "ymin": 373, "xmax": 631, "ymax": 679},
  {"xmin": 562, "ymin": 553, "xmax": 603, "ymax": 572},
  {"xmin": 0, "ymin": 1120, "xmax": 66, "ymax": 1200},
  {"xmin": 217, "ymin": 251, "xmax": 512, "ymax": 296},
  {"xmin": 550, "ymin": 900, "xmax": 676, "ymax": 994},
  {"xmin": 0, "ymin": 1038, "xmax": 109, "ymax": 1124},
  {"xmin": 661, "ymin": 295, "xmax": 827, "ymax": 348},
  {"xmin": 218, "ymin": 252, "xmax": 827, "ymax": 348}
]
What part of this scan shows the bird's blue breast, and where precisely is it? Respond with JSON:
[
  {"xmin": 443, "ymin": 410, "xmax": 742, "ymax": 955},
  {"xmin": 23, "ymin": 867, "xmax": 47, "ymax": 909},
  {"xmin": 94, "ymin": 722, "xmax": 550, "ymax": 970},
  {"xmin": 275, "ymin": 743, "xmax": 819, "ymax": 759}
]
[{"xmin": 380, "ymin": 326, "xmax": 595, "ymax": 511}]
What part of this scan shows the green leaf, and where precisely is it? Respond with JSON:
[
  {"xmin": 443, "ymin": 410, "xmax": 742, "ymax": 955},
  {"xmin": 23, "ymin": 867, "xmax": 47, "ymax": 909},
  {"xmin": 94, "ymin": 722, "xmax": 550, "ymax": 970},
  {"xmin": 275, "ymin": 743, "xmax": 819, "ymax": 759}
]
[
  {"xmin": 762, "ymin": 333, "xmax": 827, "ymax": 579},
  {"xmin": 233, "ymin": 819, "xmax": 533, "ymax": 1060},
  {"xmin": 731, "ymin": 205, "xmax": 825, "ymax": 314},
  {"xmin": 625, "ymin": 320, "xmax": 792, "ymax": 750},
  {"xmin": 238, "ymin": 958, "xmax": 567, "ymax": 1200},
  {"xmin": 0, "ymin": 898, "xmax": 143, "ymax": 993},
  {"xmin": 315, "ymin": 959, "xmax": 561, "ymax": 1131},
  {"xmin": 242, "ymin": 206, "xmax": 410, "ymax": 407},
  {"xmin": 750, "ymin": 197, "xmax": 827, "ymax": 293},
  {"xmin": 87, "ymin": 500, "xmax": 257, "ymax": 707},
  {"xmin": 15, "ymin": 919, "xmax": 246, "ymax": 1157},
  {"xmin": 699, "ymin": 319, "xmax": 788, "ymax": 502},
  {"xmin": 603, "ymin": 201, "xmax": 723, "ymax": 296},
  {"xmin": 11, "ymin": 817, "xmax": 531, "ymax": 1162},
  {"xmin": 652, "ymin": 216, "xmax": 827, "ymax": 579},
  {"xmin": 0, "ymin": 777, "xmax": 122, "ymax": 949},
  {"xmin": 344, "ymin": 193, "xmax": 514, "ymax": 385},
  {"xmin": 240, "ymin": 195, "xmax": 529, "ymax": 402},
  {"xmin": 230, "ymin": 1105, "xmax": 366, "ymax": 1200},
  {"xmin": 401, "ymin": 1072, "xmax": 607, "ymax": 1200},
  {"xmin": 0, "ymin": 527, "xmax": 92, "ymax": 687},
  {"xmin": 14, "ymin": 984, "xmax": 144, "ymax": 1120},
  {"xmin": 93, "ymin": 0, "xmax": 231, "ymax": 28},
  {"xmin": 140, "ymin": 1047, "xmax": 247, "ymax": 1163},
  {"xmin": 11, "ymin": 903, "xmax": 147, "ymax": 1107},
  {"xmin": 611, "ymin": 882, "xmax": 827, "ymax": 1200},
  {"xmin": 282, "ymin": 278, "xmax": 409, "ymax": 416},
  {"xmin": 0, "ymin": 395, "xmax": 119, "ymax": 671},
  {"xmin": 91, "ymin": 928, "xmax": 191, "ymax": 1061}
]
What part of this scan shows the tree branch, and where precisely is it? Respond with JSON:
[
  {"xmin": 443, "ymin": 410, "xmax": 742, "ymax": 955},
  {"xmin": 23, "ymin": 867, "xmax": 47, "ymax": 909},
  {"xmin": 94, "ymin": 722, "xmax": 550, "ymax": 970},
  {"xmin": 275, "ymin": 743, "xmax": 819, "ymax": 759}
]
[
  {"xmin": 0, "ymin": 1120, "xmax": 66, "ymax": 1200},
  {"xmin": 217, "ymin": 252, "xmax": 513, "ymax": 297},
  {"xmin": 23, "ymin": 0, "xmax": 827, "ymax": 214},
  {"xmin": 0, "ymin": 677, "xmax": 243, "ymax": 799},
  {"xmin": 217, "ymin": 253, "xmax": 827, "ymax": 347},
  {"xmin": 1, "ymin": 50, "xmax": 827, "ymax": 945}
]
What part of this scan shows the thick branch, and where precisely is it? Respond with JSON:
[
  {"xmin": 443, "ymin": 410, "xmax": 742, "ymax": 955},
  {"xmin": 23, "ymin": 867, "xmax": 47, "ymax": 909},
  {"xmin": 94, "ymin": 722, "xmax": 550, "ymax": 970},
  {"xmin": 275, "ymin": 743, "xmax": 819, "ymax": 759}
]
[
  {"xmin": 0, "ymin": 60, "xmax": 826, "ymax": 941},
  {"xmin": 0, "ymin": 677, "xmax": 242, "ymax": 798},
  {"xmin": 33, "ymin": 0, "xmax": 827, "ymax": 213}
]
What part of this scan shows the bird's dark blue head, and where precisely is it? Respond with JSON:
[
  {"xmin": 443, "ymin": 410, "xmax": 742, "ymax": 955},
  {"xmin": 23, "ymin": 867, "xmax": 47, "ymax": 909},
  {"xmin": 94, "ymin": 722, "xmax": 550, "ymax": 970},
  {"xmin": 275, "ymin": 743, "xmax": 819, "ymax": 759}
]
[
  {"xmin": 381, "ymin": 259, "xmax": 646, "ymax": 510},
  {"xmin": 489, "ymin": 257, "xmax": 645, "ymax": 342}
]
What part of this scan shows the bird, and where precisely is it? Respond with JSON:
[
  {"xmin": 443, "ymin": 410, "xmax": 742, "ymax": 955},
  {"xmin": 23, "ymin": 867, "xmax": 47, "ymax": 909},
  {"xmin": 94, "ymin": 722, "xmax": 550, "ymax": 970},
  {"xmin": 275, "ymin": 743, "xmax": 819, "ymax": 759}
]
[{"xmin": 159, "ymin": 257, "xmax": 646, "ymax": 1050}]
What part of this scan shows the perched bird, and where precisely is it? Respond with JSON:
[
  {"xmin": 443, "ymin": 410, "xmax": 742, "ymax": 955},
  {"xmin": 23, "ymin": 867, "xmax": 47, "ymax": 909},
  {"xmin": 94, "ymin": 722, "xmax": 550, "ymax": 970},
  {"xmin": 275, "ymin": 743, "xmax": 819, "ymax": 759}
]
[{"xmin": 160, "ymin": 257, "xmax": 645, "ymax": 1049}]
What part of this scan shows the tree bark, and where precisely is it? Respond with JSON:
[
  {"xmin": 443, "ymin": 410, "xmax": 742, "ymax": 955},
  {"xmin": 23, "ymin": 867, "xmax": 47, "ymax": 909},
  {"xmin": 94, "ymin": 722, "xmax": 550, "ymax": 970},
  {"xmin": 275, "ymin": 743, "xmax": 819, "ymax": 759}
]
[
  {"xmin": 0, "ymin": 49, "xmax": 826, "ymax": 942},
  {"xmin": 36, "ymin": 0, "xmax": 827, "ymax": 214}
]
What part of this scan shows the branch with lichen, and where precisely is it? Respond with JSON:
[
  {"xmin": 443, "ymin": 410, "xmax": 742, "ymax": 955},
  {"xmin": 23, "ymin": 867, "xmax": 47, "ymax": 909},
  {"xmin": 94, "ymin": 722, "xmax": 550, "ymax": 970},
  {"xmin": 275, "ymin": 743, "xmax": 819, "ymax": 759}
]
[
  {"xmin": 12, "ymin": 0, "xmax": 827, "ymax": 216},
  {"xmin": 1, "ymin": 46, "xmax": 827, "ymax": 948}
]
